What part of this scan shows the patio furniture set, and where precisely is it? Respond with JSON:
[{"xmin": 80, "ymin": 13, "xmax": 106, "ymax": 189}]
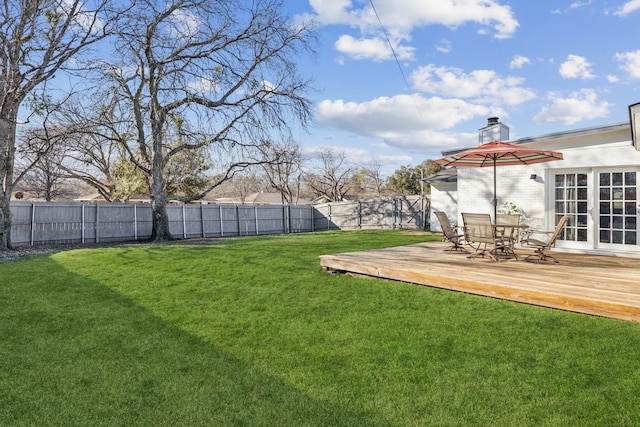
[{"xmin": 434, "ymin": 211, "xmax": 570, "ymax": 263}]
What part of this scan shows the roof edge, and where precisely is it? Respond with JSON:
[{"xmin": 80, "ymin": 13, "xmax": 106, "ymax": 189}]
[{"xmin": 442, "ymin": 122, "xmax": 630, "ymax": 156}]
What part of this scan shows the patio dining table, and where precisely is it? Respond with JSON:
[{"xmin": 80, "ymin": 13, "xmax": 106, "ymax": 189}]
[{"xmin": 493, "ymin": 223, "xmax": 529, "ymax": 259}]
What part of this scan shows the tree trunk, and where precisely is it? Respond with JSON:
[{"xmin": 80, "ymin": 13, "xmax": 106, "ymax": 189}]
[
  {"xmin": 0, "ymin": 105, "xmax": 19, "ymax": 250},
  {"xmin": 149, "ymin": 193, "xmax": 171, "ymax": 242},
  {"xmin": 148, "ymin": 153, "xmax": 172, "ymax": 242},
  {"xmin": 148, "ymin": 102, "xmax": 173, "ymax": 242}
]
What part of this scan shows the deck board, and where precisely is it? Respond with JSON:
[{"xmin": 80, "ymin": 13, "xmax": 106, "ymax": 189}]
[{"xmin": 319, "ymin": 242, "xmax": 640, "ymax": 322}]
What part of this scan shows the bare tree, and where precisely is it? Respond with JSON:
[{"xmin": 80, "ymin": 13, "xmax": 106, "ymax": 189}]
[
  {"xmin": 259, "ymin": 142, "xmax": 303, "ymax": 204},
  {"xmin": 305, "ymin": 148, "xmax": 356, "ymax": 202},
  {"xmin": 15, "ymin": 127, "xmax": 71, "ymax": 201},
  {"xmin": 228, "ymin": 171, "xmax": 265, "ymax": 204},
  {"xmin": 60, "ymin": 131, "xmax": 121, "ymax": 201},
  {"xmin": 164, "ymin": 145, "xmax": 211, "ymax": 199},
  {"xmin": 97, "ymin": 0, "xmax": 315, "ymax": 241},
  {"xmin": 353, "ymin": 162, "xmax": 386, "ymax": 198},
  {"xmin": 0, "ymin": 0, "xmax": 119, "ymax": 248},
  {"xmin": 47, "ymin": 95, "xmax": 129, "ymax": 201}
]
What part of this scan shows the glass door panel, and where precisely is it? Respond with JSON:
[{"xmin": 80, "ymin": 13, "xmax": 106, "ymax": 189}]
[
  {"xmin": 598, "ymin": 171, "xmax": 637, "ymax": 245},
  {"xmin": 554, "ymin": 173, "xmax": 588, "ymax": 242}
]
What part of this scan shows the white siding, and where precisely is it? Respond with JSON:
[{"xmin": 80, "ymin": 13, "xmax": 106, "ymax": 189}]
[
  {"xmin": 457, "ymin": 164, "xmax": 548, "ymax": 229},
  {"xmin": 429, "ymin": 183, "xmax": 458, "ymax": 231}
]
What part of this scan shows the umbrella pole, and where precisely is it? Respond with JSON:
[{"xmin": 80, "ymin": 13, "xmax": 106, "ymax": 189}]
[{"xmin": 493, "ymin": 160, "xmax": 497, "ymax": 221}]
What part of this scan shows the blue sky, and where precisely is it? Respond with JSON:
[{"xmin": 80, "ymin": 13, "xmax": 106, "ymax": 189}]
[{"xmin": 286, "ymin": 0, "xmax": 640, "ymax": 176}]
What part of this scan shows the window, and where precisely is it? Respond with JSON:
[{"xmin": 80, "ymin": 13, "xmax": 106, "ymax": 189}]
[
  {"xmin": 598, "ymin": 172, "xmax": 637, "ymax": 245},
  {"xmin": 554, "ymin": 173, "xmax": 588, "ymax": 242}
]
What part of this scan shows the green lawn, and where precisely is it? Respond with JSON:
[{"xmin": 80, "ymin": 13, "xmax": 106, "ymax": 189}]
[{"xmin": 2, "ymin": 230, "xmax": 640, "ymax": 426}]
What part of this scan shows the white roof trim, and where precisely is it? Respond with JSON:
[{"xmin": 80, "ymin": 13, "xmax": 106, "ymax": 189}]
[{"xmin": 442, "ymin": 122, "xmax": 630, "ymax": 156}]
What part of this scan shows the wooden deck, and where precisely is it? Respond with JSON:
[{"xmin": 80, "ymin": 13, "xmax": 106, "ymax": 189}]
[{"xmin": 319, "ymin": 241, "xmax": 640, "ymax": 322}]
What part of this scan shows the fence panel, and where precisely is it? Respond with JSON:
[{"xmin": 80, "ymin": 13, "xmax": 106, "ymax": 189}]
[
  {"xmin": 8, "ymin": 198, "xmax": 425, "ymax": 247},
  {"xmin": 167, "ymin": 205, "xmax": 207, "ymax": 239},
  {"xmin": 255, "ymin": 205, "xmax": 283, "ymax": 235},
  {"xmin": 202, "ymin": 205, "xmax": 222, "ymax": 237},
  {"xmin": 98, "ymin": 204, "xmax": 141, "ymax": 242},
  {"xmin": 33, "ymin": 203, "xmax": 84, "ymax": 245},
  {"xmin": 289, "ymin": 205, "xmax": 314, "ymax": 233},
  {"xmin": 359, "ymin": 199, "xmax": 395, "ymax": 229},
  {"xmin": 219, "ymin": 205, "xmax": 240, "ymax": 237},
  {"xmin": 10, "ymin": 203, "xmax": 34, "ymax": 246},
  {"xmin": 313, "ymin": 196, "xmax": 428, "ymax": 230}
]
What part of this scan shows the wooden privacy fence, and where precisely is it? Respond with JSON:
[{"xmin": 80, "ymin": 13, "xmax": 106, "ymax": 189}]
[
  {"xmin": 9, "ymin": 196, "xmax": 428, "ymax": 247},
  {"xmin": 313, "ymin": 196, "xmax": 428, "ymax": 230}
]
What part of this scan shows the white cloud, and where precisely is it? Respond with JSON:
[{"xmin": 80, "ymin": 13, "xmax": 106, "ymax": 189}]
[
  {"xmin": 552, "ymin": 0, "xmax": 593, "ymax": 14},
  {"xmin": 615, "ymin": 50, "xmax": 640, "ymax": 79},
  {"xmin": 376, "ymin": 154, "xmax": 414, "ymax": 165},
  {"xmin": 316, "ymin": 94, "xmax": 490, "ymax": 131},
  {"xmin": 374, "ymin": 129, "xmax": 479, "ymax": 153},
  {"xmin": 311, "ymin": 0, "xmax": 518, "ymax": 37},
  {"xmin": 410, "ymin": 65, "xmax": 536, "ymax": 106},
  {"xmin": 533, "ymin": 89, "xmax": 611, "ymax": 125},
  {"xmin": 435, "ymin": 39, "xmax": 452, "ymax": 54},
  {"xmin": 509, "ymin": 55, "xmax": 531, "ymax": 69},
  {"xmin": 559, "ymin": 54, "xmax": 595, "ymax": 79},
  {"xmin": 305, "ymin": 0, "xmax": 519, "ymax": 61},
  {"xmin": 614, "ymin": 0, "xmax": 640, "ymax": 16},
  {"xmin": 168, "ymin": 7, "xmax": 201, "ymax": 37},
  {"xmin": 334, "ymin": 35, "xmax": 414, "ymax": 62},
  {"xmin": 59, "ymin": 0, "xmax": 104, "ymax": 33},
  {"xmin": 570, "ymin": 0, "xmax": 593, "ymax": 9},
  {"xmin": 307, "ymin": 0, "xmax": 356, "ymax": 25},
  {"xmin": 314, "ymin": 94, "xmax": 491, "ymax": 152},
  {"xmin": 188, "ymin": 77, "xmax": 219, "ymax": 93}
]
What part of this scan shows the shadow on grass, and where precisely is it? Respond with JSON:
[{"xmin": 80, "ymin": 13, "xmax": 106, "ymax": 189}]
[{"xmin": 0, "ymin": 257, "xmax": 386, "ymax": 426}]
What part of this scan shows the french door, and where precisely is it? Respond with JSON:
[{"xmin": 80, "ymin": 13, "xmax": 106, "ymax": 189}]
[
  {"xmin": 554, "ymin": 173, "xmax": 588, "ymax": 243},
  {"xmin": 554, "ymin": 170, "xmax": 638, "ymax": 250},
  {"xmin": 597, "ymin": 171, "xmax": 637, "ymax": 247}
]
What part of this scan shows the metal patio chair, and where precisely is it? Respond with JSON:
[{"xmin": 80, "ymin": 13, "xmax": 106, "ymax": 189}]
[
  {"xmin": 494, "ymin": 213, "xmax": 523, "ymax": 259},
  {"xmin": 520, "ymin": 215, "xmax": 571, "ymax": 263},
  {"xmin": 462, "ymin": 213, "xmax": 507, "ymax": 261},
  {"xmin": 433, "ymin": 211, "xmax": 468, "ymax": 253}
]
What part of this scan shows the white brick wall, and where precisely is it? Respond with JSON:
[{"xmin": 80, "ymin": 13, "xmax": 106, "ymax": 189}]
[
  {"xmin": 429, "ymin": 183, "xmax": 458, "ymax": 231},
  {"xmin": 457, "ymin": 165, "xmax": 547, "ymax": 228}
]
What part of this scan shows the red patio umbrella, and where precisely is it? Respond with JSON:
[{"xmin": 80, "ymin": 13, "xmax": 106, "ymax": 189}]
[{"xmin": 434, "ymin": 141, "xmax": 564, "ymax": 220}]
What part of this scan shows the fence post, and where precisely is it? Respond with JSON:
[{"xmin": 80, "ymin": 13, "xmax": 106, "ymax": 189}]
[
  {"xmin": 358, "ymin": 201, "xmax": 362, "ymax": 229},
  {"xmin": 311, "ymin": 205, "xmax": 315, "ymax": 232},
  {"xmin": 236, "ymin": 205, "xmax": 241, "ymax": 236},
  {"xmin": 280, "ymin": 205, "xmax": 286, "ymax": 233},
  {"xmin": 201, "ymin": 204, "xmax": 206, "ymax": 238},
  {"xmin": 422, "ymin": 196, "xmax": 426, "ymax": 230},
  {"xmin": 133, "ymin": 204, "xmax": 138, "ymax": 241},
  {"xmin": 96, "ymin": 203, "xmax": 100, "ymax": 243},
  {"xmin": 393, "ymin": 198, "xmax": 398, "ymax": 229},
  {"xmin": 81, "ymin": 204, "xmax": 85, "ymax": 244},
  {"xmin": 30, "ymin": 203, "xmax": 35, "ymax": 247},
  {"xmin": 219, "ymin": 205, "xmax": 224, "ymax": 237},
  {"xmin": 255, "ymin": 206, "xmax": 259, "ymax": 235},
  {"xmin": 182, "ymin": 204, "xmax": 187, "ymax": 239},
  {"xmin": 328, "ymin": 203, "xmax": 331, "ymax": 231}
]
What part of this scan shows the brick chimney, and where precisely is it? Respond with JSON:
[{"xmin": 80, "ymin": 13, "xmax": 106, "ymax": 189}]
[{"xmin": 478, "ymin": 117, "xmax": 509, "ymax": 144}]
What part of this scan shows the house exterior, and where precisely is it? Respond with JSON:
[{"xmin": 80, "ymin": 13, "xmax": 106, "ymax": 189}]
[{"xmin": 429, "ymin": 118, "xmax": 640, "ymax": 257}]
